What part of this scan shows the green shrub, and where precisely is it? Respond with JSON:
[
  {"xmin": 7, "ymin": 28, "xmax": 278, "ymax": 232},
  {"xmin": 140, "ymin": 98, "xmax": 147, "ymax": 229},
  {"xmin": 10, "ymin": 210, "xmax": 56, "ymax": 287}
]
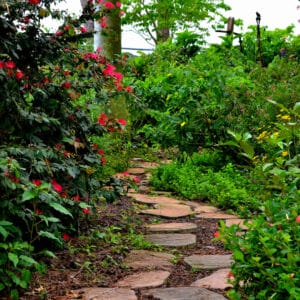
[{"xmin": 219, "ymin": 197, "xmax": 300, "ymax": 299}]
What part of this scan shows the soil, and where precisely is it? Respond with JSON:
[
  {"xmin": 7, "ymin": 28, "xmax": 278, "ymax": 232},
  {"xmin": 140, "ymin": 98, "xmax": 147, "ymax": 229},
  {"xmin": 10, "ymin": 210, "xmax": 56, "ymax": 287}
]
[{"xmin": 18, "ymin": 182, "xmax": 230, "ymax": 299}]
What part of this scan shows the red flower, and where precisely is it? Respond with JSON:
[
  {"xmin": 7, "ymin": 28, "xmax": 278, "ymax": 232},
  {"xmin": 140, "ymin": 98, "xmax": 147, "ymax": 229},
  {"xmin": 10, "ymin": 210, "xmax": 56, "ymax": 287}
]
[
  {"xmin": 80, "ymin": 26, "xmax": 87, "ymax": 33},
  {"xmin": 108, "ymin": 126, "xmax": 115, "ymax": 132},
  {"xmin": 51, "ymin": 179, "xmax": 63, "ymax": 193},
  {"xmin": 55, "ymin": 30, "xmax": 63, "ymax": 37},
  {"xmin": 103, "ymin": 63, "xmax": 116, "ymax": 76},
  {"xmin": 98, "ymin": 149, "xmax": 105, "ymax": 155},
  {"xmin": 116, "ymin": 1, "xmax": 121, "ymax": 8},
  {"xmin": 73, "ymin": 195, "xmax": 80, "ymax": 202},
  {"xmin": 62, "ymin": 233, "xmax": 70, "ymax": 241},
  {"xmin": 32, "ymin": 179, "xmax": 42, "ymax": 186},
  {"xmin": 61, "ymin": 81, "xmax": 71, "ymax": 89},
  {"xmin": 227, "ymin": 271, "xmax": 234, "ymax": 279},
  {"xmin": 98, "ymin": 113, "xmax": 108, "ymax": 126},
  {"xmin": 99, "ymin": 16, "xmax": 108, "ymax": 28},
  {"xmin": 213, "ymin": 231, "xmax": 220, "ymax": 238},
  {"xmin": 122, "ymin": 171, "xmax": 129, "ymax": 177},
  {"xmin": 113, "ymin": 71, "xmax": 122, "ymax": 81},
  {"xmin": 82, "ymin": 208, "xmax": 90, "ymax": 215},
  {"xmin": 28, "ymin": 0, "xmax": 40, "ymax": 4},
  {"xmin": 101, "ymin": 157, "xmax": 107, "ymax": 164},
  {"xmin": 93, "ymin": 143, "xmax": 98, "ymax": 149},
  {"xmin": 296, "ymin": 215, "xmax": 300, "ymax": 223},
  {"xmin": 35, "ymin": 208, "xmax": 43, "ymax": 215},
  {"xmin": 55, "ymin": 144, "xmax": 62, "ymax": 150},
  {"xmin": 133, "ymin": 176, "xmax": 140, "ymax": 183},
  {"xmin": 63, "ymin": 70, "xmax": 71, "ymax": 76},
  {"xmin": 0, "ymin": 61, "xmax": 4, "ymax": 69},
  {"xmin": 5, "ymin": 61, "xmax": 15, "ymax": 69},
  {"xmin": 104, "ymin": 1, "xmax": 115, "ymax": 9},
  {"xmin": 117, "ymin": 118, "xmax": 126, "ymax": 126},
  {"xmin": 125, "ymin": 86, "xmax": 133, "ymax": 93},
  {"xmin": 15, "ymin": 70, "xmax": 25, "ymax": 80}
]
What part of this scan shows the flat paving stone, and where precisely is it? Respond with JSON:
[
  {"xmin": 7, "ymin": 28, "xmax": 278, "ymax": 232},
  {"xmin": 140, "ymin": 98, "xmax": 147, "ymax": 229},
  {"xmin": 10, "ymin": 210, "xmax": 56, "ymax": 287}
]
[
  {"xmin": 196, "ymin": 212, "xmax": 238, "ymax": 219},
  {"xmin": 129, "ymin": 193, "xmax": 181, "ymax": 205},
  {"xmin": 115, "ymin": 270, "xmax": 170, "ymax": 289},
  {"xmin": 191, "ymin": 268, "xmax": 233, "ymax": 290},
  {"xmin": 184, "ymin": 254, "xmax": 233, "ymax": 270},
  {"xmin": 135, "ymin": 161, "xmax": 159, "ymax": 169},
  {"xmin": 225, "ymin": 218, "xmax": 251, "ymax": 230},
  {"xmin": 191, "ymin": 204, "xmax": 220, "ymax": 213},
  {"xmin": 141, "ymin": 287, "xmax": 227, "ymax": 300},
  {"xmin": 127, "ymin": 168, "xmax": 146, "ymax": 175},
  {"xmin": 146, "ymin": 222, "xmax": 197, "ymax": 233},
  {"xmin": 146, "ymin": 233, "xmax": 196, "ymax": 247},
  {"xmin": 123, "ymin": 250, "xmax": 175, "ymax": 270},
  {"xmin": 75, "ymin": 287, "xmax": 137, "ymax": 300},
  {"xmin": 141, "ymin": 204, "xmax": 194, "ymax": 218}
]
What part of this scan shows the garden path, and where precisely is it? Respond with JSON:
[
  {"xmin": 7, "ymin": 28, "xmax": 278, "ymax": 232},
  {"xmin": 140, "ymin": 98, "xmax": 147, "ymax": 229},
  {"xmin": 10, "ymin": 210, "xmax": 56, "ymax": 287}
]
[{"xmin": 74, "ymin": 159, "xmax": 249, "ymax": 300}]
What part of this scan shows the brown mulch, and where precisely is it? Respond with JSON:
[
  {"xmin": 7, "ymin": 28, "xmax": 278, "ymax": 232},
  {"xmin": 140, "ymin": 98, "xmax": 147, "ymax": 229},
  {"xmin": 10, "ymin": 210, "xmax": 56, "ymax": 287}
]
[{"xmin": 18, "ymin": 191, "xmax": 229, "ymax": 300}]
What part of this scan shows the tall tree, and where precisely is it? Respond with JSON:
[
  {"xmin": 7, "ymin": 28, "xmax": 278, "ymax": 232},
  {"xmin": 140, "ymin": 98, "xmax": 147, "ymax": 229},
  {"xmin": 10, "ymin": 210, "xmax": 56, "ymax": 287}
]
[
  {"xmin": 81, "ymin": 0, "xmax": 121, "ymax": 61},
  {"xmin": 121, "ymin": 0, "xmax": 230, "ymax": 45}
]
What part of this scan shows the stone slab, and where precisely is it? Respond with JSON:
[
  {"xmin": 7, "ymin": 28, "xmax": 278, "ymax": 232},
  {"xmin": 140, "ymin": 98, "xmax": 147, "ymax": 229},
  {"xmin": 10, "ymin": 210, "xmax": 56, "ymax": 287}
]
[
  {"xmin": 127, "ymin": 168, "xmax": 146, "ymax": 175},
  {"xmin": 135, "ymin": 161, "xmax": 159, "ymax": 169},
  {"xmin": 129, "ymin": 193, "xmax": 181, "ymax": 205},
  {"xmin": 191, "ymin": 204, "xmax": 220, "ymax": 213},
  {"xmin": 191, "ymin": 268, "xmax": 233, "ymax": 290},
  {"xmin": 184, "ymin": 255, "xmax": 233, "ymax": 270},
  {"xmin": 75, "ymin": 288, "xmax": 137, "ymax": 300},
  {"xmin": 146, "ymin": 233, "xmax": 196, "ymax": 247},
  {"xmin": 141, "ymin": 204, "xmax": 194, "ymax": 218},
  {"xmin": 123, "ymin": 250, "xmax": 175, "ymax": 270},
  {"xmin": 141, "ymin": 287, "xmax": 227, "ymax": 300},
  {"xmin": 196, "ymin": 212, "xmax": 238, "ymax": 219},
  {"xmin": 225, "ymin": 218, "xmax": 251, "ymax": 230},
  {"xmin": 115, "ymin": 270, "xmax": 170, "ymax": 289},
  {"xmin": 146, "ymin": 222, "xmax": 197, "ymax": 233}
]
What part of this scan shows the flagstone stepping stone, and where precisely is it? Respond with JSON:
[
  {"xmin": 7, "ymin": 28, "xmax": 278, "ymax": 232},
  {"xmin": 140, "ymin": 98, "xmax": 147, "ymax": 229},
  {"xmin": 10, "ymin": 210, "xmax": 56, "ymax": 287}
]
[
  {"xmin": 141, "ymin": 287, "xmax": 227, "ymax": 300},
  {"xmin": 75, "ymin": 287, "xmax": 137, "ymax": 300},
  {"xmin": 135, "ymin": 161, "xmax": 159, "ymax": 169},
  {"xmin": 123, "ymin": 250, "xmax": 175, "ymax": 270},
  {"xmin": 184, "ymin": 254, "xmax": 233, "ymax": 270},
  {"xmin": 146, "ymin": 222, "xmax": 197, "ymax": 233},
  {"xmin": 191, "ymin": 204, "xmax": 220, "ymax": 213},
  {"xmin": 129, "ymin": 193, "xmax": 181, "ymax": 205},
  {"xmin": 196, "ymin": 212, "xmax": 238, "ymax": 219},
  {"xmin": 141, "ymin": 204, "xmax": 194, "ymax": 218},
  {"xmin": 191, "ymin": 268, "xmax": 233, "ymax": 290},
  {"xmin": 115, "ymin": 270, "xmax": 170, "ymax": 289},
  {"xmin": 225, "ymin": 218, "xmax": 251, "ymax": 230},
  {"xmin": 145, "ymin": 233, "xmax": 196, "ymax": 247},
  {"xmin": 127, "ymin": 168, "xmax": 146, "ymax": 175}
]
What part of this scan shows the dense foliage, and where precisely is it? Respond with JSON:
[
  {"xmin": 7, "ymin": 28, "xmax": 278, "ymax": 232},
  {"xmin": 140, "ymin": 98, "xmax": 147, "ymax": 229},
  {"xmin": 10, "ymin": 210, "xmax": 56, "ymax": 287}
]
[{"xmin": 0, "ymin": 1, "xmax": 132, "ymax": 298}]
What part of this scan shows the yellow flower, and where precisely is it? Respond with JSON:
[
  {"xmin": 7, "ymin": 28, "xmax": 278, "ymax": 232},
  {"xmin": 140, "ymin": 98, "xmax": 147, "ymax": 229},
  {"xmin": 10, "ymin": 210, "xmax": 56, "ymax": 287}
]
[
  {"xmin": 167, "ymin": 73, "xmax": 172, "ymax": 77},
  {"xmin": 281, "ymin": 115, "xmax": 291, "ymax": 121},
  {"xmin": 273, "ymin": 132, "xmax": 279, "ymax": 137},
  {"xmin": 281, "ymin": 151, "xmax": 289, "ymax": 157},
  {"xmin": 257, "ymin": 131, "xmax": 267, "ymax": 140},
  {"xmin": 180, "ymin": 121, "xmax": 186, "ymax": 127}
]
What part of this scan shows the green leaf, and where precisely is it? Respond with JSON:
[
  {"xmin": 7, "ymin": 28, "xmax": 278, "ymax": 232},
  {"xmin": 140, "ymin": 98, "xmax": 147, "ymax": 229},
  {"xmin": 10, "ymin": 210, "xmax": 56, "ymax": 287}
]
[
  {"xmin": 19, "ymin": 255, "xmax": 37, "ymax": 266},
  {"xmin": 8, "ymin": 252, "xmax": 19, "ymax": 267},
  {"xmin": 22, "ymin": 190, "xmax": 37, "ymax": 202},
  {"xmin": 38, "ymin": 231, "xmax": 60, "ymax": 242},
  {"xmin": 48, "ymin": 202, "xmax": 73, "ymax": 218},
  {"xmin": 0, "ymin": 226, "xmax": 9, "ymax": 240},
  {"xmin": 38, "ymin": 249, "xmax": 57, "ymax": 258},
  {"xmin": 0, "ymin": 221, "xmax": 13, "ymax": 226},
  {"xmin": 233, "ymin": 250, "xmax": 244, "ymax": 262}
]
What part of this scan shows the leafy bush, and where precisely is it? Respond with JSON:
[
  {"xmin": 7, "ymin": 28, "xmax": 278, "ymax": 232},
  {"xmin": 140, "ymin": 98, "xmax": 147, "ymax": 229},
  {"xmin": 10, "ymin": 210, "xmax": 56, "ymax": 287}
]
[
  {"xmin": 149, "ymin": 152, "xmax": 260, "ymax": 216},
  {"xmin": 219, "ymin": 197, "xmax": 300, "ymax": 299}
]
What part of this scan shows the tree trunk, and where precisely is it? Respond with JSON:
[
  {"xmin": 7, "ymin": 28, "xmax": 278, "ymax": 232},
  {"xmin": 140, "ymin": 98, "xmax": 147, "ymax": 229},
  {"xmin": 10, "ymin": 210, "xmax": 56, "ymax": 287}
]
[{"xmin": 80, "ymin": 0, "xmax": 121, "ymax": 61}]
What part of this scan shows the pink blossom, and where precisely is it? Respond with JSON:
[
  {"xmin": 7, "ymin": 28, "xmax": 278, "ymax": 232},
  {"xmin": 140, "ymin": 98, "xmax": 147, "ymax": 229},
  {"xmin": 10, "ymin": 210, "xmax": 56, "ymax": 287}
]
[
  {"xmin": 99, "ymin": 16, "xmax": 108, "ymax": 28},
  {"xmin": 103, "ymin": 63, "xmax": 116, "ymax": 76},
  {"xmin": 80, "ymin": 26, "xmax": 87, "ymax": 33},
  {"xmin": 5, "ymin": 61, "xmax": 15, "ymax": 69},
  {"xmin": 296, "ymin": 216, "xmax": 300, "ymax": 223},
  {"xmin": 133, "ymin": 176, "xmax": 140, "ymax": 183},
  {"xmin": 104, "ymin": 1, "xmax": 115, "ymax": 9},
  {"xmin": 116, "ymin": 1, "xmax": 121, "ymax": 8}
]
